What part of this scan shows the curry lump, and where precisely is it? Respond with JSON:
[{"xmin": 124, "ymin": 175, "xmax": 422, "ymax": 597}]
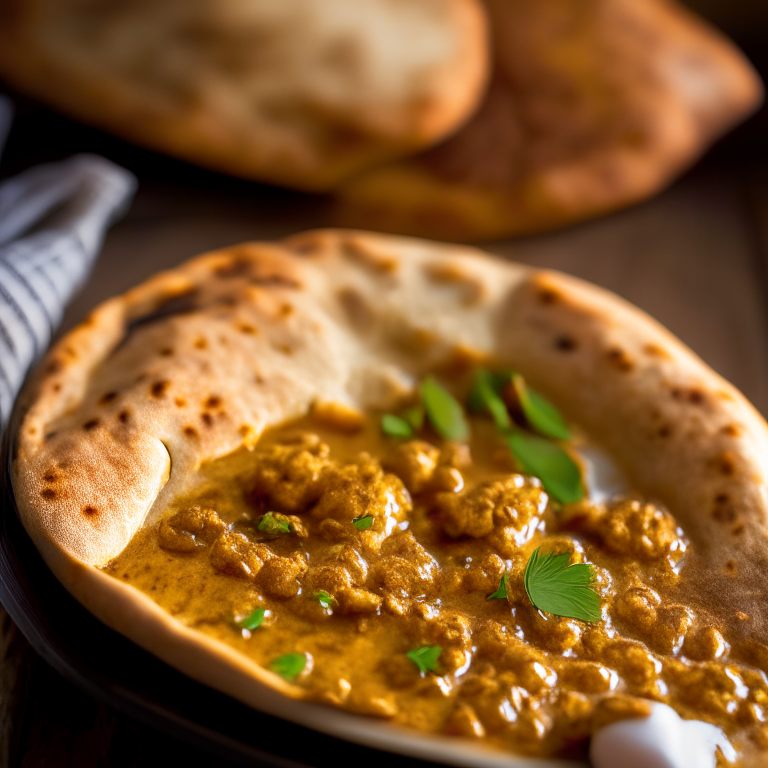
[{"xmin": 103, "ymin": 405, "xmax": 768, "ymax": 764}]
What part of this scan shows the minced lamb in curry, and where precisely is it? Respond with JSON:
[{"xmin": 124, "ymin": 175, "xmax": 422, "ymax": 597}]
[{"xmin": 105, "ymin": 409, "xmax": 768, "ymax": 763}]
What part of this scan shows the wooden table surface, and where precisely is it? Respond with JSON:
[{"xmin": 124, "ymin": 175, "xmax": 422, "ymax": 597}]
[{"xmin": 2, "ymin": 25, "xmax": 768, "ymax": 764}]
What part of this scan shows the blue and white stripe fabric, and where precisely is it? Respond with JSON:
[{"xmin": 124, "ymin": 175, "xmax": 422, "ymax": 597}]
[{"xmin": 0, "ymin": 96, "xmax": 137, "ymax": 429}]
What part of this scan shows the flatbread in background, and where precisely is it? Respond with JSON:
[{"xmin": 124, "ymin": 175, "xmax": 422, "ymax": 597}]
[
  {"xmin": 333, "ymin": 0, "xmax": 763, "ymax": 242},
  {"xmin": 0, "ymin": 0, "xmax": 488, "ymax": 191}
]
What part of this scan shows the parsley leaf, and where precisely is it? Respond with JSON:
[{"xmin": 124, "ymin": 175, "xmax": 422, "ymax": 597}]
[
  {"xmin": 352, "ymin": 514, "xmax": 374, "ymax": 531},
  {"xmin": 270, "ymin": 653, "xmax": 307, "ymax": 681},
  {"xmin": 512, "ymin": 373, "xmax": 571, "ymax": 440},
  {"xmin": 381, "ymin": 413, "xmax": 414, "ymax": 438},
  {"xmin": 315, "ymin": 590, "xmax": 335, "ymax": 609},
  {"xmin": 257, "ymin": 512, "xmax": 292, "ymax": 536},
  {"xmin": 505, "ymin": 430, "xmax": 585, "ymax": 504},
  {"xmin": 468, "ymin": 368, "xmax": 512, "ymax": 430},
  {"xmin": 420, "ymin": 376, "xmax": 469, "ymax": 441},
  {"xmin": 523, "ymin": 548, "xmax": 601, "ymax": 623},
  {"xmin": 406, "ymin": 645, "xmax": 442, "ymax": 675},
  {"xmin": 236, "ymin": 608, "xmax": 266, "ymax": 631},
  {"xmin": 486, "ymin": 573, "xmax": 511, "ymax": 601}
]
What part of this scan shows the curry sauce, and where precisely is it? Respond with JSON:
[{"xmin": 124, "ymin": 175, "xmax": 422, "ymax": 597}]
[{"xmin": 104, "ymin": 413, "xmax": 768, "ymax": 763}]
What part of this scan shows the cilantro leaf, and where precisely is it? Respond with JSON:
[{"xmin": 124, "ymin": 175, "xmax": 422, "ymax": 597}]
[
  {"xmin": 257, "ymin": 512, "xmax": 292, "ymax": 536},
  {"xmin": 466, "ymin": 369, "xmax": 583, "ymax": 503},
  {"xmin": 403, "ymin": 404, "xmax": 425, "ymax": 431},
  {"xmin": 270, "ymin": 653, "xmax": 307, "ymax": 681},
  {"xmin": 236, "ymin": 607, "xmax": 266, "ymax": 631},
  {"xmin": 523, "ymin": 548, "xmax": 601, "ymax": 623},
  {"xmin": 315, "ymin": 590, "xmax": 335, "ymax": 609},
  {"xmin": 467, "ymin": 368, "xmax": 514, "ymax": 413},
  {"xmin": 505, "ymin": 430, "xmax": 585, "ymax": 504},
  {"xmin": 468, "ymin": 368, "xmax": 511, "ymax": 430},
  {"xmin": 381, "ymin": 413, "xmax": 413, "ymax": 438},
  {"xmin": 406, "ymin": 645, "xmax": 442, "ymax": 675},
  {"xmin": 352, "ymin": 514, "xmax": 374, "ymax": 531},
  {"xmin": 420, "ymin": 376, "xmax": 469, "ymax": 441},
  {"xmin": 486, "ymin": 573, "xmax": 511, "ymax": 601},
  {"xmin": 512, "ymin": 373, "xmax": 571, "ymax": 440}
]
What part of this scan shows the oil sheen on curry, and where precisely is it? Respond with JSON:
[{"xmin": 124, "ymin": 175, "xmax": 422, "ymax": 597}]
[{"xmin": 103, "ymin": 374, "xmax": 768, "ymax": 764}]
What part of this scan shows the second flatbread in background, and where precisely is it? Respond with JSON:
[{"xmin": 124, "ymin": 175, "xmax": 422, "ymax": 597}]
[
  {"xmin": 0, "ymin": 0, "xmax": 488, "ymax": 191},
  {"xmin": 333, "ymin": 0, "xmax": 763, "ymax": 242}
]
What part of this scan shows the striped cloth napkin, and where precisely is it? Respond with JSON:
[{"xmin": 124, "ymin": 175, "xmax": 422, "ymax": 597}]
[{"xmin": 0, "ymin": 96, "xmax": 137, "ymax": 430}]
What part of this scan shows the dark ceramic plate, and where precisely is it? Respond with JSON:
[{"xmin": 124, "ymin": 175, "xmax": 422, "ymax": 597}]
[{"xmin": 0, "ymin": 404, "xmax": 445, "ymax": 768}]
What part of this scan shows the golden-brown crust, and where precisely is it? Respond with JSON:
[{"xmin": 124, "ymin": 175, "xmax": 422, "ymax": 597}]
[
  {"xmin": 11, "ymin": 229, "xmax": 768, "ymax": 750},
  {"xmin": 497, "ymin": 271, "xmax": 768, "ymax": 643},
  {"xmin": 0, "ymin": 0, "xmax": 489, "ymax": 191},
  {"xmin": 333, "ymin": 0, "xmax": 763, "ymax": 241}
]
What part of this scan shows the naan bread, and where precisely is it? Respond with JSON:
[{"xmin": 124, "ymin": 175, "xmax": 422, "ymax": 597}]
[
  {"xmin": 12, "ymin": 229, "xmax": 768, "ymax": 727},
  {"xmin": 334, "ymin": 0, "xmax": 763, "ymax": 241},
  {"xmin": 0, "ymin": 0, "xmax": 488, "ymax": 190}
]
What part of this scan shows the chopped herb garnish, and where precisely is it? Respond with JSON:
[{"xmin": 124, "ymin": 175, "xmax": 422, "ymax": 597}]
[
  {"xmin": 236, "ymin": 607, "xmax": 267, "ymax": 631},
  {"xmin": 420, "ymin": 376, "xmax": 469, "ymax": 441},
  {"xmin": 315, "ymin": 590, "xmax": 336, "ymax": 609},
  {"xmin": 406, "ymin": 645, "xmax": 442, "ymax": 675},
  {"xmin": 257, "ymin": 512, "xmax": 292, "ymax": 536},
  {"xmin": 352, "ymin": 514, "xmax": 374, "ymax": 531},
  {"xmin": 523, "ymin": 548, "xmax": 601, "ymax": 623},
  {"xmin": 486, "ymin": 573, "xmax": 511, "ymax": 601},
  {"xmin": 467, "ymin": 368, "xmax": 513, "ymax": 413},
  {"xmin": 381, "ymin": 413, "xmax": 413, "ymax": 438},
  {"xmin": 512, "ymin": 373, "xmax": 571, "ymax": 440},
  {"xmin": 468, "ymin": 368, "xmax": 512, "ymax": 430},
  {"xmin": 506, "ymin": 430, "xmax": 585, "ymax": 504},
  {"xmin": 270, "ymin": 653, "xmax": 307, "ymax": 681},
  {"xmin": 403, "ymin": 404, "xmax": 425, "ymax": 431}
]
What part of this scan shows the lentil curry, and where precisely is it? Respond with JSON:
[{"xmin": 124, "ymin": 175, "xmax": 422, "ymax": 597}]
[{"xmin": 104, "ymin": 404, "xmax": 768, "ymax": 764}]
